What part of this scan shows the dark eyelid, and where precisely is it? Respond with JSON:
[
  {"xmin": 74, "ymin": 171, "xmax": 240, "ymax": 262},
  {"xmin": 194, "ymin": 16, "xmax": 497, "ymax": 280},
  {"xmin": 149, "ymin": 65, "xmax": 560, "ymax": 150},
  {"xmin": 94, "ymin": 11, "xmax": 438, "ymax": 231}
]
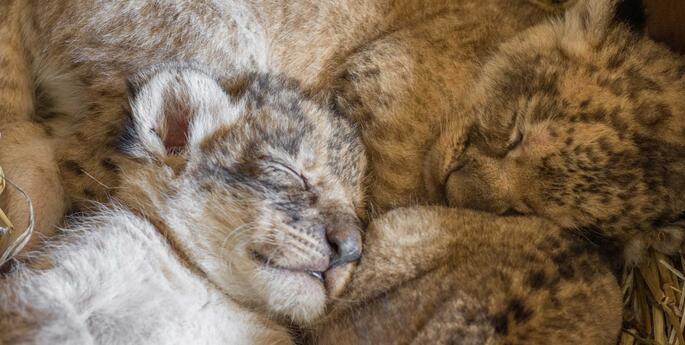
[
  {"xmin": 270, "ymin": 160, "xmax": 309, "ymax": 190},
  {"xmin": 442, "ymin": 135, "xmax": 471, "ymax": 185},
  {"xmin": 500, "ymin": 110, "xmax": 522, "ymax": 154},
  {"xmin": 506, "ymin": 129, "xmax": 523, "ymax": 151}
]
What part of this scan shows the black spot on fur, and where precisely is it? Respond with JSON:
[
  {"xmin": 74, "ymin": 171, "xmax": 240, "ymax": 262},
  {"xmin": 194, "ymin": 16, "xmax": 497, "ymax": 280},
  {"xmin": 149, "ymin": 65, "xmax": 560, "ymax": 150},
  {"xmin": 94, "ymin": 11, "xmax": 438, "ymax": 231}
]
[
  {"xmin": 626, "ymin": 67, "xmax": 662, "ymax": 95},
  {"xmin": 490, "ymin": 299, "xmax": 534, "ymax": 336},
  {"xmin": 635, "ymin": 101, "xmax": 672, "ymax": 127},
  {"xmin": 527, "ymin": 270, "xmax": 547, "ymax": 290},
  {"xmin": 491, "ymin": 313, "xmax": 509, "ymax": 335},
  {"xmin": 552, "ymin": 251, "xmax": 576, "ymax": 280},
  {"xmin": 62, "ymin": 160, "xmax": 84, "ymax": 175},
  {"xmin": 100, "ymin": 158, "xmax": 120, "ymax": 172},
  {"xmin": 83, "ymin": 188, "xmax": 96, "ymax": 199},
  {"xmin": 509, "ymin": 299, "xmax": 533, "ymax": 323},
  {"xmin": 579, "ymin": 98, "xmax": 591, "ymax": 109}
]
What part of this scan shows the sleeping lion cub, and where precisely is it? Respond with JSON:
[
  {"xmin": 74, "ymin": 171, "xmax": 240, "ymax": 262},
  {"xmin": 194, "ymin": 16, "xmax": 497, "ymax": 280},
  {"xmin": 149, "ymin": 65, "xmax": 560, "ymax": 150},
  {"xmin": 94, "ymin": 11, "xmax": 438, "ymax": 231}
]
[
  {"xmin": 0, "ymin": 65, "xmax": 366, "ymax": 344},
  {"xmin": 427, "ymin": 0, "xmax": 685, "ymax": 260}
]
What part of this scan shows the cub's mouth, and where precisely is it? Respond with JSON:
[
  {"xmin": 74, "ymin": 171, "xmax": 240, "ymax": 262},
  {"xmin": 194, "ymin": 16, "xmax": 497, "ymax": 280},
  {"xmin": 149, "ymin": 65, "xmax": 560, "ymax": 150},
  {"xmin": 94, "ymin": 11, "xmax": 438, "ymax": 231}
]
[
  {"xmin": 252, "ymin": 250, "xmax": 324, "ymax": 282},
  {"xmin": 251, "ymin": 247, "xmax": 357, "ymax": 299}
]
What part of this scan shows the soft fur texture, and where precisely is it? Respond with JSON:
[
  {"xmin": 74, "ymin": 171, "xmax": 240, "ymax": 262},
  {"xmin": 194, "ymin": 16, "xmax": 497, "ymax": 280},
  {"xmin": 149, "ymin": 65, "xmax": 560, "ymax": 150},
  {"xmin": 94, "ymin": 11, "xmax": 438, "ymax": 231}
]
[
  {"xmin": 0, "ymin": 0, "xmax": 546, "ymax": 248},
  {"xmin": 0, "ymin": 207, "xmax": 291, "ymax": 345},
  {"xmin": 427, "ymin": 0, "xmax": 685, "ymax": 261},
  {"xmin": 0, "ymin": 1, "xmax": 638, "ymax": 344},
  {"xmin": 0, "ymin": 0, "xmax": 270, "ymax": 251},
  {"xmin": 308, "ymin": 207, "xmax": 622, "ymax": 345},
  {"xmin": 306, "ymin": 1, "xmax": 649, "ymax": 343},
  {"xmin": 0, "ymin": 65, "xmax": 367, "ymax": 344}
]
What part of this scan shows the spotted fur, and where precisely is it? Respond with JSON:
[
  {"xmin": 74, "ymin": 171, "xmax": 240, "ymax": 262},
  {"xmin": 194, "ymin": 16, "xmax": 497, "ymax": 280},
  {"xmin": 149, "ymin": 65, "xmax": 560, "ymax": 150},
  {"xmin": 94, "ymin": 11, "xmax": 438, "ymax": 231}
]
[
  {"xmin": 308, "ymin": 207, "xmax": 622, "ymax": 345},
  {"xmin": 428, "ymin": 0, "xmax": 685, "ymax": 260},
  {"xmin": 0, "ymin": 0, "xmax": 551, "ymax": 250},
  {"xmin": 0, "ymin": 1, "xmax": 629, "ymax": 343}
]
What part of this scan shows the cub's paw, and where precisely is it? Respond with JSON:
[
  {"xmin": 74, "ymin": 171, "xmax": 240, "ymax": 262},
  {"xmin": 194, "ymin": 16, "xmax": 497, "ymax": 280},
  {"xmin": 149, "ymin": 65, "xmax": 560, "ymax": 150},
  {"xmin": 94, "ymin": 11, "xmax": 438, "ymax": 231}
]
[
  {"xmin": 652, "ymin": 220, "xmax": 685, "ymax": 255},
  {"xmin": 624, "ymin": 221, "xmax": 685, "ymax": 264}
]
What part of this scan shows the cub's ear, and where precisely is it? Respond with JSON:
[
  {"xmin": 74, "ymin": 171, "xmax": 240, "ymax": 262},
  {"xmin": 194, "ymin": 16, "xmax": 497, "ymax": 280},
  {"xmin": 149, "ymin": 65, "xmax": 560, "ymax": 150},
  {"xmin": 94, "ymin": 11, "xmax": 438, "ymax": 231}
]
[
  {"xmin": 118, "ymin": 65, "xmax": 237, "ymax": 160},
  {"xmin": 558, "ymin": 0, "xmax": 617, "ymax": 54},
  {"xmin": 558, "ymin": 0, "xmax": 644, "ymax": 56}
]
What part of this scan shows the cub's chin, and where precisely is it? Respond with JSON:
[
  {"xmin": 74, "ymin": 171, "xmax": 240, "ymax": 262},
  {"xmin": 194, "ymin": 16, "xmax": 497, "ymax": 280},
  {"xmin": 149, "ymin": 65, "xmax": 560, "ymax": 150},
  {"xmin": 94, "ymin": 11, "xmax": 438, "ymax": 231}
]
[
  {"xmin": 208, "ymin": 249, "xmax": 356, "ymax": 325},
  {"xmin": 251, "ymin": 257, "xmax": 356, "ymax": 324}
]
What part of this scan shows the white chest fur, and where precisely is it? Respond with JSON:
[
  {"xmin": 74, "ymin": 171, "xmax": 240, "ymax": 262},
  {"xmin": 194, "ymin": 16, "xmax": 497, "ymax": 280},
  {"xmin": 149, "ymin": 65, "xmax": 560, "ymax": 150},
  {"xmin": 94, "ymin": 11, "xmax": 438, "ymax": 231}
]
[{"xmin": 0, "ymin": 207, "xmax": 291, "ymax": 345}]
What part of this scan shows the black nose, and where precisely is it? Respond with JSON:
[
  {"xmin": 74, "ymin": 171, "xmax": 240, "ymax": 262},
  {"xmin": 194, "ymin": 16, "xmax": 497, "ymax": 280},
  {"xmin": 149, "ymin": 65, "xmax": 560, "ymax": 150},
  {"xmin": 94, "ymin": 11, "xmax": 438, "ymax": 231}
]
[{"xmin": 326, "ymin": 216, "xmax": 362, "ymax": 268}]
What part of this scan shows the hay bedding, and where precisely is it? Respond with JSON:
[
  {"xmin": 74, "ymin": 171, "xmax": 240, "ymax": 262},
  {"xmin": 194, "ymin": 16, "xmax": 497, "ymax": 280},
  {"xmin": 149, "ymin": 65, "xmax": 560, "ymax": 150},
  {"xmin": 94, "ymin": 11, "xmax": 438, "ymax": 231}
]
[
  {"xmin": 0, "ymin": 164, "xmax": 34, "ymax": 267},
  {"xmin": 621, "ymin": 251, "xmax": 685, "ymax": 345},
  {"xmin": 0, "ymin": 1, "xmax": 683, "ymax": 344}
]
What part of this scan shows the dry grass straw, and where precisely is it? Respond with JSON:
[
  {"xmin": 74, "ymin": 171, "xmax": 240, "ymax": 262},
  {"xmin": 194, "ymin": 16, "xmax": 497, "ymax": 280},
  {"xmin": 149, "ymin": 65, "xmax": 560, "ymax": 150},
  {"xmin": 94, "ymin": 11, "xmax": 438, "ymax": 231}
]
[
  {"xmin": 621, "ymin": 250, "xmax": 685, "ymax": 345},
  {"xmin": 0, "ymin": 164, "xmax": 34, "ymax": 266},
  {"xmin": 0, "ymin": 165, "xmax": 14, "ymax": 234}
]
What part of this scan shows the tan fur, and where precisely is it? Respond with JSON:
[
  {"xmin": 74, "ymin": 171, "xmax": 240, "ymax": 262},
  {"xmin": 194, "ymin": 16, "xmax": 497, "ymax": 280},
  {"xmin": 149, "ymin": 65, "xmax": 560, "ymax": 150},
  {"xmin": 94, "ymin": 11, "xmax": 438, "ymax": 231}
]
[
  {"xmin": 0, "ymin": 0, "xmax": 549, "ymax": 251},
  {"xmin": 0, "ymin": 1, "xmax": 630, "ymax": 343},
  {"xmin": 324, "ymin": 1, "xmax": 550, "ymax": 211},
  {"xmin": 304, "ymin": 1, "xmax": 633, "ymax": 343},
  {"xmin": 308, "ymin": 207, "xmax": 622, "ymax": 345},
  {"xmin": 292, "ymin": 3, "xmax": 625, "ymax": 343},
  {"xmin": 0, "ymin": 122, "xmax": 66, "ymax": 250},
  {"xmin": 0, "ymin": 0, "xmax": 271, "ymax": 254},
  {"xmin": 428, "ymin": 0, "xmax": 685, "ymax": 260},
  {"xmin": 0, "ymin": 1, "xmax": 62, "ymax": 246}
]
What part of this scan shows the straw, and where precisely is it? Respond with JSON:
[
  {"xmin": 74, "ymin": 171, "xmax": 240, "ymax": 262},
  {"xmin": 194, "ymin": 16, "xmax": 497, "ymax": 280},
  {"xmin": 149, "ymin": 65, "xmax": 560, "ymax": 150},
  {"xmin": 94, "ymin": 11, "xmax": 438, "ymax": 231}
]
[
  {"xmin": 622, "ymin": 250, "xmax": 685, "ymax": 345},
  {"xmin": 0, "ymin": 165, "xmax": 35, "ymax": 266}
]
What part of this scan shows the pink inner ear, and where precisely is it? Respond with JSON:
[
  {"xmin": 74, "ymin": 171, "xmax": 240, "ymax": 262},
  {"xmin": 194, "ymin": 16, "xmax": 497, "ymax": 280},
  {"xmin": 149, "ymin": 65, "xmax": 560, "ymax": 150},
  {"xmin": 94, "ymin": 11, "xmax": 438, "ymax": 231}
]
[{"xmin": 164, "ymin": 110, "xmax": 190, "ymax": 153}]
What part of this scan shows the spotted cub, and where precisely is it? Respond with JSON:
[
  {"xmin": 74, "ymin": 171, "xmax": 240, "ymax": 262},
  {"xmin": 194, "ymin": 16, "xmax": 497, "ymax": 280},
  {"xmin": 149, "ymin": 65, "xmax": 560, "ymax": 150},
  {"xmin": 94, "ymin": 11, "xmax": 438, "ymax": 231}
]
[
  {"xmin": 0, "ymin": 65, "xmax": 366, "ymax": 344},
  {"xmin": 428, "ymin": 0, "xmax": 685, "ymax": 259}
]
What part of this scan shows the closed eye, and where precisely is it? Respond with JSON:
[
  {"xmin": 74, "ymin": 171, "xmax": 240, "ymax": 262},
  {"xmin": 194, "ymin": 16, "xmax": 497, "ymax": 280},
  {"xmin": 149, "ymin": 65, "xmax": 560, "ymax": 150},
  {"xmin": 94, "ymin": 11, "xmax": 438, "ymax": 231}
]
[
  {"xmin": 506, "ymin": 129, "xmax": 523, "ymax": 152},
  {"xmin": 271, "ymin": 162, "xmax": 309, "ymax": 190}
]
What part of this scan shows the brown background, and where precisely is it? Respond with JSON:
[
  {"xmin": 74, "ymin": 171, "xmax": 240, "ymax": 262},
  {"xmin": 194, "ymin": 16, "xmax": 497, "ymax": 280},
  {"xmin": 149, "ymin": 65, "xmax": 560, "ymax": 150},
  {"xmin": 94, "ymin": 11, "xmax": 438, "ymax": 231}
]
[{"xmin": 645, "ymin": 0, "xmax": 685, "ymax": 53}]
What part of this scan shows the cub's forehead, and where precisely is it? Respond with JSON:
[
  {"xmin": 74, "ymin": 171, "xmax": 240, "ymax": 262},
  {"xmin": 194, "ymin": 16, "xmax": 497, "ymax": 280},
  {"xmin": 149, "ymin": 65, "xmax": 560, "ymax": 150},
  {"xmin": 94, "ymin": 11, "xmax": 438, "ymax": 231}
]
[
  {"xmin": 197, "ymin": 112, "xmax": 325, "ymax": 165},
  {"xmin": 199, "ymin": 80, "xmax": 345, "ymax": 164}
]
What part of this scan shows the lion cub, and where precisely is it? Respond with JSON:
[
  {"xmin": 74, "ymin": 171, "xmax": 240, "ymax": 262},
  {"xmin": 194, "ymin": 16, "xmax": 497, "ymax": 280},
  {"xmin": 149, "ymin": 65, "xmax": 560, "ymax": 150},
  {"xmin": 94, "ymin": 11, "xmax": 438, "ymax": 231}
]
[
  {"xmin": 427, "ymin": 0, "xmax": 685, "ymax": 259},
  {"xmin": 0, "ymin": 65, "xmax": 366, "ymax": 344}
]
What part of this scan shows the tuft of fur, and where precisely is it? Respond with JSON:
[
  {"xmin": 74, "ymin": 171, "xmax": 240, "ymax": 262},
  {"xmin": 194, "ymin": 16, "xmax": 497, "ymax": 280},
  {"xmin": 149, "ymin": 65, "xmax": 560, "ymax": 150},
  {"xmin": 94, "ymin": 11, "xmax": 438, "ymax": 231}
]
[{"xmin": 428, "ymin": 0, "xmax": 685, "ymax": 259}]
